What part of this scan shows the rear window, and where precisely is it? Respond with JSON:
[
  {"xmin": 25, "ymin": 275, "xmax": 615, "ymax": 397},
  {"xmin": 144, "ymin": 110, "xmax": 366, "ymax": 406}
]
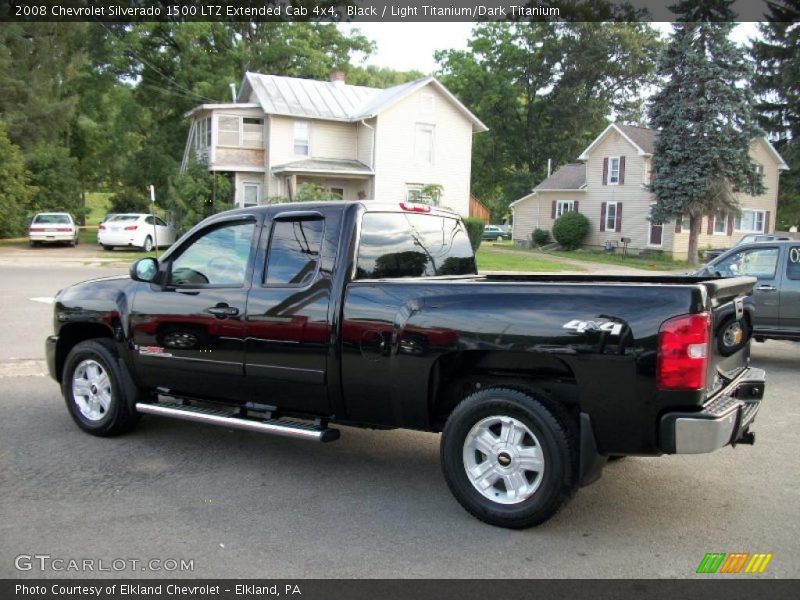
[
  {"xmin": 356, "ymin": 212, "xmax": 476, "ymax": 279},
  {"xmin": 109, "ymin": 215, "xmax": 140, "ymax": 222},
  {"xmin": 33, "ymin": 214, "xmax": 70, "ymax": 224}
]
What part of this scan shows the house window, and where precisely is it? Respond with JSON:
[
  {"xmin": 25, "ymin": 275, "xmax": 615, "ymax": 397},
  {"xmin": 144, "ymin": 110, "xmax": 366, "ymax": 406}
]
[
  {"xmin": 218, "ymin": 116, "xmax": 263, "ymax": 148},
  {"xmin": 644, "ymin": 159, "xmax": 652, "ymax": 185},
  {"xmin": 556, "ymin": 200, "xmax": 575, "ymax": 218},
  {"xmin": 605, "ymin": 202, "xmax": 618, "ymax": 231},
  {"xmin": 218, "ymin": 116, "xmax": 240, "ymax": 146},
  {"xmin": 293, "ymin": 122, "xmax": 310, "ymax": 156},
  {"xmin": 329, "ymin": 187, "xmax": 344, "ymax": 199},
  {"xmin": 405, "ymin": 184, "xmax": 440, "ymax": 206},
  {"xmin": 734, "ymin": 210, "xmax": 766, "ymax": 233},
  {"xmin": 242, "ymin": 118, "xmax": 263, "ymax": 148},
  {"xmin": 756, "ymin": 164, "xmax": 765, "ymax": 175},
  {"xmin": 414, "ymin": 123, "xmax": 435, "ymax": 166},
  {"xmin": 713, "ymin": 212, "xmax": 728, "ymax": 235},
  {"xmin": 607, "ymin": 156, "xmax": 620, "ymax": 185},
  {"xmin": 680, "ymin": 215, "xmax": 690, "ymax": 231},
  {"xmin": 243, "ymin": 183, "xmax": 260, "ymax": 207},
  {"xmin": 195, "ymin": 117, "xmax": 211, "ymax": 151}
]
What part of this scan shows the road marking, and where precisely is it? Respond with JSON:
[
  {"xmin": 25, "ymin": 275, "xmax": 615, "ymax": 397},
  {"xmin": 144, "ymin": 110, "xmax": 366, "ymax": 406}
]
[
  {"xmin": 0, "ymin": 360, "xmax": 48, "ymax": 378},
  {"xmin": 29, "ymin": 297, "xmax": 55, "ymax": 304}
]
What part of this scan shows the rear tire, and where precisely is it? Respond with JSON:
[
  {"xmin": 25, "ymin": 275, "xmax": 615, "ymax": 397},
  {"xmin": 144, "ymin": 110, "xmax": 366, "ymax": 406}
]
[
  {"xmin": 102, "ymin": 244, "xmax": 113, "ymax": 251},
  {"xmin": 62, "ymin": 339, "xmax": 141, "ymax": 436},
  {"xmin": 441, "ymin": 387, "xmax": 577, "ymax": 529},
  {"xmin": 142, "ymin": 236, "xmax": 153, "ymax": 252}
]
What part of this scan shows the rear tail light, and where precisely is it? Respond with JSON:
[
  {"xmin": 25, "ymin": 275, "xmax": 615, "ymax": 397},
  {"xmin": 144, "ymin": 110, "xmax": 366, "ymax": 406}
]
[
  {"xmin": 657, "ymin": 312, "xmax": 710, "ymax": 390},
  {"xmin": 56, "ymin": 227, "xmax": 72, "ymax": 232},
  {"xmin": 99, "ymin": 224, "xmax": 106, "ymax": 230},
  {"xmin": 400, "ymin": 202, "xmax": 431, "ymax": 213},
  {"xmin": 29, "ymin": 227, "xmax": 44, "ymax": 232},
  {"xmin": 124, "ymin": 225, "xmax": 138, "ymax": 231}
]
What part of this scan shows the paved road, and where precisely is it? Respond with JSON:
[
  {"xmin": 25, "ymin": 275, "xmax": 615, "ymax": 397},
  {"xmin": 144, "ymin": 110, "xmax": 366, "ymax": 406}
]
[{"xmin": 0, "ymin": 262, "xmax": 798, "ymax": 579}]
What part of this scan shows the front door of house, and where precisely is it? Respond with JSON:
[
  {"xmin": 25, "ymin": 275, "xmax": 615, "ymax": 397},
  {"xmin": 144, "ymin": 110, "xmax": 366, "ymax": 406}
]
[{"xmin": 649, "ymin": 221, "xmax": 663, "ymax": 246}]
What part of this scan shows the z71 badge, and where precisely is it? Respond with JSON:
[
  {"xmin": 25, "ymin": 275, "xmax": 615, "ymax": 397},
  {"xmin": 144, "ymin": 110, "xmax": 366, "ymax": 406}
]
[{"xmin": 562, "ymin": 319, "xmax": 624, "ymax": 336}]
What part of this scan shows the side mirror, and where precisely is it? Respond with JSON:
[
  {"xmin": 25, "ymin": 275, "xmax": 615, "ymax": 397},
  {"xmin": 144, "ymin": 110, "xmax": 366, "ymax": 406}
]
[{"xmin": 130, "ymin": 257, "xmax": 159, "ymax": 283}]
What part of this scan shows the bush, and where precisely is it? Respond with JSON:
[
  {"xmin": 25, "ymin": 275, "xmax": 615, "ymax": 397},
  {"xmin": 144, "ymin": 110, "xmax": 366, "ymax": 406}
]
[
  {"xmin": 110, "ymin": 188, "xmax": 150, "ymax": 214},
  {"xmin": 532, "ymin": 228, "xmax": 551, "ymax": 247},
  {"xmin": 552, "ymin": 212, "xmax": 590, "ymax": 250},
  {"xmin": 463, "ymin": 218, "xmax": 485, "ymax": 252}
]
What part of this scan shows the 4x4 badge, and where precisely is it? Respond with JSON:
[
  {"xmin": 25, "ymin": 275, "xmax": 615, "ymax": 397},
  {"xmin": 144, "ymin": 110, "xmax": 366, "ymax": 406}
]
[{"xmin": 562, "ymin": 319, "xmax": 623, "ymax": 336}]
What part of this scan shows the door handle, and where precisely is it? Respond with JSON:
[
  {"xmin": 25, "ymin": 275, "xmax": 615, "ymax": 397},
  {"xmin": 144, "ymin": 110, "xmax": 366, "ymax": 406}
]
[
  {"xmin": 207, "ymin": 304, "xmax": 240, "ymax": 318},
  {"xmin": 755, "ymin": 284, "xmax": 777, "ymax": 292}
]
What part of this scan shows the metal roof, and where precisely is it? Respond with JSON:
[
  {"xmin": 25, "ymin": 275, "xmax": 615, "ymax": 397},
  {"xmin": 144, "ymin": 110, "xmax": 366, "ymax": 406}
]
[
  {"xmin": 239, "ymin": 72, "xmax": 488, "ymax": 132},
  {"xmin": 243, "ymin": 73, "xmax": 382, "ymax": 121}
]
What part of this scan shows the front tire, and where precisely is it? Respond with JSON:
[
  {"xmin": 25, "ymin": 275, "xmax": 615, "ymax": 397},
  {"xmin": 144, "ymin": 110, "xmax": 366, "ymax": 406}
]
[
  {"xmin": 62, "ymin": 339, "xmax": 140, "ymax": 436},
  {"xmin": 441, "ymin": 387, "xmax": 577, "ymax": 528},
  {"xmin": 142, "ymin": 236, "xmax": 153, "ymax": 252}
]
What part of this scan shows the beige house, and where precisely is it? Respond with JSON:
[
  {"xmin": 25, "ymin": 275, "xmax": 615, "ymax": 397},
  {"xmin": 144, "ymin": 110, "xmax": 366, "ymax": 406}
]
[
  {"xmin": 511, "ymin": 123, "xmax": 789, "ymax": 259},
  {"xmin": 181, "ymin": 71, "xmax": 487, "ymax": 215}
]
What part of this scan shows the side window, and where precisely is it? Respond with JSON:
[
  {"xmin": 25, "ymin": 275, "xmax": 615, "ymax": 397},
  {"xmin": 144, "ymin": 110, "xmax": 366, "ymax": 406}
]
[
  {"xmin": 145, "ymin": 215, "xmax": 154, "ymax": 225},
  {"xmin": 356, "ymin": 213, "xmax": 476, "ymax": 279},
  {"xmin": 714, "ymin": 247, "xmax": 779, "ymax": 279},
  {"xmin": 169, "ymin": 221, "xmax": 254, "ymax": 286},
  {"xmin": 787, "ymin": 246, "xmax": 800, "ymax": 281},
  {"xmin": 155, "ymin": 217, "xmax": 167, "ymax": 227},
  {"xmin": 264, "ymin": 218, "xmax": 324, "ymax": 286}
]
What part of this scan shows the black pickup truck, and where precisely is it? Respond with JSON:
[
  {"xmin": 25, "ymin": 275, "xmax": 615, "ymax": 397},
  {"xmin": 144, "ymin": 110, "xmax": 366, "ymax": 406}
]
[{"xmin": 46, "ymin": 201, "xmax": 766, "ymax": 528}]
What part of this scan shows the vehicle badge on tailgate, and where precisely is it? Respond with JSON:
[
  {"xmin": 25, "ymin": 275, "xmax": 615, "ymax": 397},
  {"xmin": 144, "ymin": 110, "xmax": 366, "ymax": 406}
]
[{"xmin": 562, "ymin": 319, "xmax": 623, "ymax": 336}]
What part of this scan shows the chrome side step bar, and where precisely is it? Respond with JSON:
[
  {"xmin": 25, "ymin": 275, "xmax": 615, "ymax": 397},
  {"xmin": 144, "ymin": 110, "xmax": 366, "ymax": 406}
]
[{"xmin": 135, "ymin": 402, "xmax": 340, "ymax": 442}]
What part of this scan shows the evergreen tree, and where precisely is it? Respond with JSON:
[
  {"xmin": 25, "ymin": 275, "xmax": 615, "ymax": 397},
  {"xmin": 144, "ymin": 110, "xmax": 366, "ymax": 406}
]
[
  {"xmin": 751, "ymin": 0, "xmax": 799, "ymax": 228},
  {"xmin": 0, "ymin": 121, "xmax": 35, "ymax": 238},
  {"xmin": 649, "ymin": 0, "xmax": 764, "ymax": 264}
]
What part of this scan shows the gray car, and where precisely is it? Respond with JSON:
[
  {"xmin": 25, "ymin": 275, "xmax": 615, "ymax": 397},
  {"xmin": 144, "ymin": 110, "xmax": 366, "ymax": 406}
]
[{"xmin": 694, "ymin": 240, "xmax": 800, "ymax": 341}]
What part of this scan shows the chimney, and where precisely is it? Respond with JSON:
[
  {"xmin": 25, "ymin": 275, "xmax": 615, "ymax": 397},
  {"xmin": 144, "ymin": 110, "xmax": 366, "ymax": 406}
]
[{"xmin": 329, "ymin": 70, "xmax": 346, "ymax": 86}]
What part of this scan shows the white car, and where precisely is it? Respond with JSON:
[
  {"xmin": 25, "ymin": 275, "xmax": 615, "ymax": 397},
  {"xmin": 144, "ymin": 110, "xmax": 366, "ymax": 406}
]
[
  {"xmin": 98, "ymin": 214, "xmax": 176, "ymax": 252},
  {"xmin": 28, "ymin": 213, "xmax": 79, "ymax": 247}
]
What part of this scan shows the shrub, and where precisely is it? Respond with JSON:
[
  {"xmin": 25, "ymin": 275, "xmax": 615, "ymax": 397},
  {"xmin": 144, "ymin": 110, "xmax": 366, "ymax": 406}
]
[
  {"xmin": 110, "ymin": 188, "xmax": 150, "ymax": 214},
  {"xmin": 532, "ymin": 228, "xmax": 551, "ymax": 247},
  {"xmin": 552, "ymin": 212, "xmax": 590, "ymax": 250},
  {"xmin": 463, "ymin": 218, "xmax": 485, "ymax": 252}
]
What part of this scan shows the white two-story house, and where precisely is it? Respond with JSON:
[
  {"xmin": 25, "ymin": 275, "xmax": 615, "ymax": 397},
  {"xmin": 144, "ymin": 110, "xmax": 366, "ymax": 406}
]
[
  {"xmin": 511, "ymin": 123, "xmax": 789, "ymax": 259},
  {"xmin": 181, "ymin": 71, "xmax": 487, "ymax": 216}
]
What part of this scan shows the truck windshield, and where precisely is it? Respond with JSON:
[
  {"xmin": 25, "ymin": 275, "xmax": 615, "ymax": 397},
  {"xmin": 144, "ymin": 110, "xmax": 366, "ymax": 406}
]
[{"xmin": 356, "ymin": 212, "xmax": 477, "ymax": 279}]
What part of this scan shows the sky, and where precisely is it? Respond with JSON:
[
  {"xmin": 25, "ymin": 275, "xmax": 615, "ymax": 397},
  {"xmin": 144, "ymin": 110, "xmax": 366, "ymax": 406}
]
[{"xmin": 338, "ymin": 22, "xmax": 762, "ymax": 75}]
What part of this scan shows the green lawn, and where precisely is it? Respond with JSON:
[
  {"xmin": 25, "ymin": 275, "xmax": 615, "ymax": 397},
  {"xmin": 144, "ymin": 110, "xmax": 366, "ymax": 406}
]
[
  {"xmin": 85, "ymin": 192, "xmax": 113, "ymax": 225},
  {"xmin": 476, "ymin": 244, "xmax": 577, "ymax": 272},
  {"xmin": 546, "ymin": 249, "xmax": 690, "ymax": 271}
]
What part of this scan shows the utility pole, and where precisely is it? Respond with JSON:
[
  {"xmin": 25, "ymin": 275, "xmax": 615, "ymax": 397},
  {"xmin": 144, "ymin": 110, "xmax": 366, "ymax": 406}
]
[{"xmin": 149, "ymin": 185, "xmax": 159, "ymax": 259}]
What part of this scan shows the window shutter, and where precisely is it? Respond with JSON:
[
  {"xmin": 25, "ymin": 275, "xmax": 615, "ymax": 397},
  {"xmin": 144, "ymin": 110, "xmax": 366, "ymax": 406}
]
[
  {"xmin": 765, "ymin": 211, "xmax": 771, "ymax": 233},
  {"xmin": 675, "ymin": 219, "xmax": 682, "ymax": 234},
  {"xmin": 619, "ymin": 156, "xmax": 626, "ymax": 184},
  {"xmin": 727, "ymin": 214, "xmax": 734, "ymax": 236},
  {"xmin": 707, "ymin": 215, "xmax": 714, "ymax": 235},
  {"xmin": 602, "ymin": 158, "xmax": 608, "ymax": 185},
  {"xmin": 600, "ymin": 202, "xmax": 607, "ymax": 231},
  {"xmin": 551, "ymin": 200, "xmax": 556, "ymax": 220},
  {"xmin": 574, "ymin": 200, "xmax": 579, "ymax": 213},
  {"xmin": 615, "ymin": 203, "xmax": 623, "ymax": 232}
]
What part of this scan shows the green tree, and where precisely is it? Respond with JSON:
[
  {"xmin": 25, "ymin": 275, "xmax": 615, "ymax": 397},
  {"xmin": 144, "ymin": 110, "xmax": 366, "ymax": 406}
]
[
  {"xmin": 25, "ymin": 145, "xmax": 84, "ymax": 222},
  {"xmin": 750, "ymin": 0, "xmax": 800, "ymax": 229},
  {"xmin": 294, "ymin": 182, "xmax": 341, "ymax": 201},
  {"xmin": 0, "ymin": 122, "xmax": 35, "ymax": 238},
  {"xmin": 649, "ymin": 0, "xmax": 764, "ymax": 264},
  {"xmin": 436, "ymin": 22, "xmax": 662, "ymax": 220},
  {"xmin": 165, "ymin": 161, "xmax": 233, "ymax": 233}
]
